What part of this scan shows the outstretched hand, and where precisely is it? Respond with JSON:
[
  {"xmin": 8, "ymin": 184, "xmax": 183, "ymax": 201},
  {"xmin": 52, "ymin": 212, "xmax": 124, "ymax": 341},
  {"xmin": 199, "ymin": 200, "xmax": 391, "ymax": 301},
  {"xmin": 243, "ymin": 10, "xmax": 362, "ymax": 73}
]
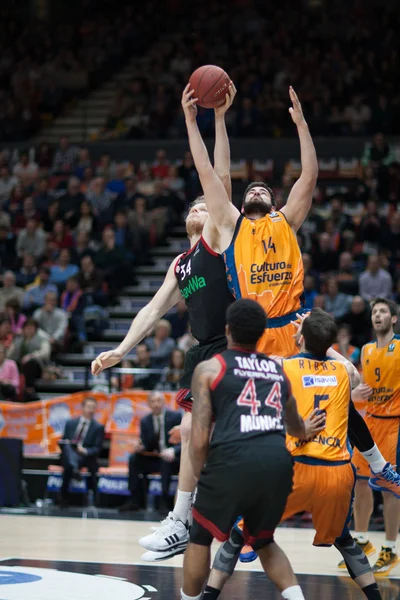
[
  {"xmin": 214, "ymin": 82, "xmax": 237, "ymax": 118},
  {"xmin": 182, "ymin": 84, "xmax": 198, "ymax": 122},
  {"xmin": 288, "ymin": 86, "xmax": 306, "ymax": 126},
  {"xmin": 290, "ymin": 311, "xmax": 310, "ymax": 347}
]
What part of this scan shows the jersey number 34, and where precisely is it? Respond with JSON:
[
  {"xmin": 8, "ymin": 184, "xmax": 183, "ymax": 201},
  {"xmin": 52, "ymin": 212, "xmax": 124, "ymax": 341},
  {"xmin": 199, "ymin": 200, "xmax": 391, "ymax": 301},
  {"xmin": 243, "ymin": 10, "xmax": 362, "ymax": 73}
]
[{"xmin": 237, "ymin": 379, "xmax": 282, "ymax": 418}]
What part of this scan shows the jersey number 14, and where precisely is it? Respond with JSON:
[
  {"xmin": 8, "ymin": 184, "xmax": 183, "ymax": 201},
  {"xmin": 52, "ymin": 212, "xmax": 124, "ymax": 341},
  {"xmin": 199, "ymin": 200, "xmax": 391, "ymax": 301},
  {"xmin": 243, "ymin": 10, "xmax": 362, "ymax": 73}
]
[{"xmin": 237, "ymin": 379, "xmax": 282, "ymax": 419}]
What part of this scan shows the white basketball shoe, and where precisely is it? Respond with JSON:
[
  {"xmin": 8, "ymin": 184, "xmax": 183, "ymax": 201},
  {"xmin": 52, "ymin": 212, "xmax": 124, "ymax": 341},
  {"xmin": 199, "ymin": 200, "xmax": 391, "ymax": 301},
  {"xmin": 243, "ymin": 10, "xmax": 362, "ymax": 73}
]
[{"xmin": 139, "ymin": 512, "xmax": 189, "ymax": 553}]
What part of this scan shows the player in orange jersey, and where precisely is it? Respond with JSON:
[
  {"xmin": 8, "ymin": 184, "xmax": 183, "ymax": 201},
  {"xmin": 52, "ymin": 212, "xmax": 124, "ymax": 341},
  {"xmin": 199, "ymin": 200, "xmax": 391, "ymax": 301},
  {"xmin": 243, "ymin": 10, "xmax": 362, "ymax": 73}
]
[
  {"xmin": 349, "ymin": 298, "xmax": 400, "ymax": 577},
  {"xmin": 203, "ymin": 309, "xmax": 383, "ymax": 600},
  {"xmin": 182, "ymin": 84, "xmax": 317, "ymax": 359}
]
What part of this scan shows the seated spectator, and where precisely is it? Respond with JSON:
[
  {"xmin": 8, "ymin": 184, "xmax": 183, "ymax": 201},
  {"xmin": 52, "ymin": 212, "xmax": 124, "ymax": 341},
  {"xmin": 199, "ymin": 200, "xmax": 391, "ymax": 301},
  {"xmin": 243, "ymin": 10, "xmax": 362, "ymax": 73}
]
[
  {"xmin": 128, "ymin": 196, "xmax": 153, "ymax": 263},
  {"xmin": 13, "ymin": 151, "xmax": 39, "ymax": 184},
  {"xmin": 8, "ymin": 318, "xmax": 51, "ymax": 401},
  {"xmin": 61, "ymin": 276, "xmax": 86, "ymax": 343},
  {"xmin": 73, "ymin": 231, "xmax": 96, "ymax": 265},
  {"xmin": 86, "ymin": 177, "xmax": 114, "ymax": 227},
  {"xmin": 0, "ymin": 271, "xmax": 24, "ymax": 309},
  {"xmin": 13, "ymin": 197, "xmax": 42, "ymax": 233},
  {"xmin": 74, "ymin": 148, "xmax": 92, "ymax": 180},
  {"xmin": 49, "ymin": 220, "xmax": 74, "ymax": 251},
  {"xmin": 151, "ymin": 149, "xmax": 170, "ymax": 179},
  {"xmin": 59, "ymin": 396, "xmax": 104, "ymax": 508},
  {"xmin": 329, "ymin": 197, "xmax": 354, "ymax": 234},
  {"xmin": 178, "ymin": 325, "xmax": 197, "ymax": 353},
  {"xmin": 59, "ymin": 177, "xmax": 85, "ymax": 226},
  {"xmin": 35, "ymin": 143, "xmax": 54, "ymax": 171},
  {"xmin": 16, "ymin": 218, "xmax": 46, "ymax": 260},
  {"xmin": 50, "ymin": 248, "xmax": 79, "ymax": 287},
  {"xmin": 34, "ymin": 178, "xmax": 53, "ymax": 215},
  {"xmin": 78, "ymin": 254, "xmax": 103, "ymax": 296},
  {"xmin": 361, "ymin": 133, "xmax": 393, "ymax": 170},
  {"xmin": 33, "ymin": 292, "xmax": 68, "ymax": 353},
  {"xmin": 358, "ymin": 200, "xmax": 384, "ymax": 246},
  {"xmin": 156, "ymin": 349, "xmax": 185, "ymax": 392},
  {"xmin": 95, "ymin": 228, "xmax": 132, "ymax": 293},
  {"xmin": 340, "ymin": 296, "xmax": 372, "ymax": 348},
  {"xmin": 0, "ymin": 225, "xmax": 16, "ymax": 269},
  {"xmin": 0, "ymin": 319, "xmax": 14, "ymax": 349},
  {"xmin": 359, "ymin": 255, "xmax": 393, "ymax": 301},
  {"xmin": 114, "ymin": 209, "xmax": 134, "ymax": 250},
  {"xmin": 116, "ymin": 175, "xmax": 140, "ymax": 210},
  {"xmin": 74, "ymin": 200, "xmax": 97, "ymax": 237},
  {"xmin": 132, "ymin": 343, "xmax": 160, "ymax": 390},
  {"xmin": 304, "ymin": 274, "xmax": 318, "ymax": 310},
  {"xmin": 52, "ymin": 136, "xmax": 79, "ymax": 174},
  {"xmin": 41, "ymin": 199, "xmax": 61, "ymax": 234},
  {"xmin": 23, "ymin": 266, "xmax": 58, "ymax": 313},
  {"xmin": 146, "ymin": 319, "xmax": 176, "ymax": 368},
  {"xmin": 312, "ymin": 232, "xmax": 339, "ymax": 273},
  {"xmin": 167, "ymin": 299, "xmax": 189, "ymax": 340},
  {"xmin": 313, "ymin": 295, "xmax": 326, "ymax": 310},
  {"xmin": 337, "ymin": 252, "xmax": 356, "ymax": 282},
  {"xmin": 324, "ymin": 276, "xmax": 351, "ymax": 321},
  {"xmin": 0, "ymin": 166, "xmax": 18, "ymax": 207},
  {"xmin": 15, "ymin": 253, "xmax": 38, "ymax": 288},
  {"xmin": 106, "ymin": 164, "xmax": 128, "ymax": 195},
  {"xmin": 0, "ymin": 344, "xmax": 19, "ymax": 400},
  {"xmin": 331, "ymin": 324, "xmax": 361, "ymax": 367},
  {"xmin": 5, "ymin": 299, "xmax": 26, "ymax": 335},
  {"xmin": 119, "ymin": 392, "xmax": 181, "ymax": 512}
]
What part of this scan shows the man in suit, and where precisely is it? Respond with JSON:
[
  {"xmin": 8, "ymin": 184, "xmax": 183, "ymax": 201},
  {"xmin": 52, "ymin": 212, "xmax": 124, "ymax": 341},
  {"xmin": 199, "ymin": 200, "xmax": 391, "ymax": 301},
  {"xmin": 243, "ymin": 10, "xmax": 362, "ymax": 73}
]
[
  {"xmin": 120, "ymin": 391, "xmax": 182, "ymax": 512},
  {"xmin": 59, "ymin": 396, "xmax": 105, "ymax": 507}
]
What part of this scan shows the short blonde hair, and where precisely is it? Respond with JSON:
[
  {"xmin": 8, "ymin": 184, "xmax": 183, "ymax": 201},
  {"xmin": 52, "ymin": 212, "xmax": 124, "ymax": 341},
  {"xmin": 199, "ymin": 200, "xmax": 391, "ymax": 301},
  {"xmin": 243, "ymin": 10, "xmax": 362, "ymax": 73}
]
[{"xmin": 155, "ymin": 319, "xmax": 172, "ymax": 335}]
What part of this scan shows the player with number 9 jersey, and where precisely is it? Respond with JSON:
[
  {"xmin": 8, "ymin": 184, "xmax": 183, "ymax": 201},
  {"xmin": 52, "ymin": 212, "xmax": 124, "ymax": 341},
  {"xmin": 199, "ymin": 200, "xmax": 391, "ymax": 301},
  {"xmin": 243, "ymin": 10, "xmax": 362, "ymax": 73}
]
[{"xmin": 224, "ymin": 211, "xmax": 305, "ymax": 358}]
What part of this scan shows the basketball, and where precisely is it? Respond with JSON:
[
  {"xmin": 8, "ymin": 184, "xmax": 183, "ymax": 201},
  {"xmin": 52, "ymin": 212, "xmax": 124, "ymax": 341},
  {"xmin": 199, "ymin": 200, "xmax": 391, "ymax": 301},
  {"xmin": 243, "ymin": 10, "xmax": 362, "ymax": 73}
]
[{"xmin": 189, "ymin": 65, "xmax": 231, "ymax": 109}]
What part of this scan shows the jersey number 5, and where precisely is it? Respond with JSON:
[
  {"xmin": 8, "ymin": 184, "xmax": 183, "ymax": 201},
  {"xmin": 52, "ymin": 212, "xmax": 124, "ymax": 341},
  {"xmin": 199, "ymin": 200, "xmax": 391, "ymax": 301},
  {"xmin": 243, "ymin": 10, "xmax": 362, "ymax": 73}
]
[{"xmin": 237, "ymin": 379, "xmax": 282, "ymax": 418}]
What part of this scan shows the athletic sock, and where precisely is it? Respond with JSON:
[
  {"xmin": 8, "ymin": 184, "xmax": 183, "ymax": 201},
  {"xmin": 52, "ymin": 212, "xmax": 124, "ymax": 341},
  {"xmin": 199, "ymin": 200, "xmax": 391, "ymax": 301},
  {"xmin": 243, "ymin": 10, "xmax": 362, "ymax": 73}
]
[
  {"xmin": 180, "ymin": 590, "xmax": 202, "ymax": 600},
  {"xmin": 361, "ymin": 444, "xmax": 386, "ymax": 474},
  {"xmin": 353, "ymin": 532, "xmax": 369, "ymax": 544},
  {"xmin": 203, "ymin": 585, "xmax": 221, "ymax": 599},
  {"xmin": 173, "ymin": 491, "xmax": 193, "ymax": 523},
  {"xmin": 382, "ymin": 540, "xmax": 396, "ymax": 552},
  {"xmin": 281, "ymin": 585, "xmax": 305, "ymax": 599},
  {"xmin": 362, "ymin": 582, "xmax": 382, "ymax": 599}
]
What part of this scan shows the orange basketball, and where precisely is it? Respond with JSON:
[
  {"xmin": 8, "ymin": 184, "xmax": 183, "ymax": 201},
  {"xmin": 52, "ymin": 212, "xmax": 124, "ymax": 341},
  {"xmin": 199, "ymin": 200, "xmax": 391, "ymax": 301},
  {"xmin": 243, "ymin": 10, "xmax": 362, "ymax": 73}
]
[{"xmin": 189, "ymin": 65, "xmax": 231, "ymax": 109}]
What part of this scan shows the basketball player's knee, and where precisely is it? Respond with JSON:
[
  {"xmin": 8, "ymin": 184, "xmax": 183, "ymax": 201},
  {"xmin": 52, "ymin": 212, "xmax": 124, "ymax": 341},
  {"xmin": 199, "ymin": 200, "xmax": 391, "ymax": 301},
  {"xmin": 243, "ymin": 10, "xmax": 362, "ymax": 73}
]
[
  {"xmin": 334, "ymin": 534, "xmax": 372, "ymax": 580},
  {"xmin": 180, "ymin": 411, "xmax": 192, "ymax": 445},
  {"xmin": 212, "ymin": 527, "xmax": 244, "ymax": 575}
]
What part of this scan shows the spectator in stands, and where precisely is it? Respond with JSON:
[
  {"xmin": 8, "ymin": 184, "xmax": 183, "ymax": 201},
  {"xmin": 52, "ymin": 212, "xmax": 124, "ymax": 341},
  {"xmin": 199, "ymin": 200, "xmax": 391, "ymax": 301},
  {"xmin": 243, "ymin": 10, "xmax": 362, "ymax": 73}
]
[
  {"xmin": 33, "ymin": 292, "xmax": 68, "ymax": 353},
  {"xmin": 332, "ymin": 324, "xmax": 361, "ymax": 367},
  {"xmin": 0, "ymin": 227, "xmax": 17, "ymax": 269},
  {"xmin": 95, "ymin": 228, "xmax": 132, "ymax": 293},
  {"xmin": 381, "ymin": 211, "xmax": 400, "ymax": 264},
  {"xmin": 313, "ymin": 232, "xmax": 339, "ymax": 273},
  {"xmin": 167, "ymin": 299, "xmax": 189, "ymax": 340},
  {"xmin": 0, "ymin": 166, "xmax": 18, "ymax": 206},
  {"xmin": 361, "ymin": 133, "xmax": 393, "ymax": 170},
  {"xmin": 78, "ymin": 255, "xmax": 103, "ymax": 296},
  {"xmin": 359, "ymin": 254, "xmax": 393, "ymax": 301},
  {"xmin": 74, "ymin": 148, "xmax": 92, "ymax": 180},
  {"xmin": 74, "ymin": 200, "xmax": 98, "ymax": 237},
  {"xmin": 23, "ymin": 266, "xmax": 58, "ymax": 313},
  {"xmin": 113, "ymin": 209, "xmax": 134, "ymax": 250},
  {"xmin": 178, "ymin": 151, "xmax": 200, "ymax": 201},
  {"xmin": 0, "ymin": 271, "xmax": 24, "ymax": 309},
  {"xmin": 52, "ymin": 136, "xmax": 79, "ymax": 174},
  {"xmin": 13, "ymin": 151, "xmax": 39, "ymax": 184},
  {"xmin": 0, "ymin": 344, "xmax": 19, "ymax": 400},
  {"xmin": 330, "ymin": 197, "xmax": 354, "ymax": 233},
  {"xmin": 178, "ymin": 324, "xmax": 197, "ymax": 353},
  {"xmin": 337, "ymin": 252, "xmax": 356, "ymax": 281},
  {"xmin": 8, "ymin": 318, "xmax": 51, "ymax": 401},
  {"xmin": 128, "ymin": 196, "xmax": 153, "ymax": 263},
  {"xmin": 49, "ymin": 220, "xmax": 74, "ymax": 251},
  {"xmin": 0, "ymin": 318, "xmax": 13, "ymax": 349},
  {"xmin": 132, "ymin": 343, "xmax": 159, "ymax": 391},
  {"xmin": 313, "ymin": 295, "xmax": 326, "ymax": 310},
  {"xmin": 5, "ymin": 299, "xmax": 26, "ymax": 335},
  {"xmin": 0, "ymin": 207, "xmax": 11, "ymax": 230},
  {"xmin": 324, "ymin": 276, "xmax": 351, "ymax": 321},
  {"xmin": 304, "ymin": 274, "xmax": 318, "ymax": 310},
  {"xmin": 146, "ymin": 319, "xmax": 176, "ymax": 368},
  {"xmin": 16, "ymin": 218, "xmax": 46, "ymax": 260},
  {"xmin": 340, "ymin": 296, "xmax": 372, "ymax": 348},
  {"xmin": 15, "ymin": 253, "xmax": 38, "ymax": 288},
  {"xmin": 59, "ymin": 177, "xmax": 85, "ymax": 225},
  {"xmin": 61, "ymin": 276, "xmax": 86, "ymax": 343},
  {"xmin": 115, "ymin": 175, "xmax": 140, "ymax": 211},
  {"xmin": 157, "ymin": 349, "xmax": 185, "ymax": 392},
  {"xmin": 120, "ymin": 391, "xmax": 181, "ymax": 512},
  {"xmin": 59, "ymin": 396, "xmax": 104, "ymax": 508},
  {"xmin": 73, "ymin": 232, "xmax": 96, "ymax": 265},
  {"xmin": 358, "ymin": 200, "xmax": 384, "ymax": 247},
  {"xmin": 107, "ymin": 164, "xmax": 128, "ymax": 196},
  {"xmin": 86, "ymin": 177, "xmax": 114, "ymax": 227},
  {"xmin": 41, "ymin": 199, "xmax": 61, "ymax": 234},
  {"xmin": 13, "ymin": 197, "xmax": 41, "ymax": 232},
  {"xmin": 152, "ymin": 149, "xmax": 170, "ymax": 179},
  {"xmin": 50, "ymin": 249, "xmax": 79, "ymax": 288},
  {"xmin": 35, "ymin": 143, "xmax": 53, "ymax": 171}
]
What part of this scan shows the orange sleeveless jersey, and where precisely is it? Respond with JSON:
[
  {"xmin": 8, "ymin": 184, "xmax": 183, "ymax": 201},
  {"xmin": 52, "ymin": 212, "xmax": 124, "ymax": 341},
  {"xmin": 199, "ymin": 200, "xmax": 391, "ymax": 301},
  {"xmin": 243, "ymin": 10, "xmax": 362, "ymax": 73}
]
[
  {"xmin": 284, "ymin": 354, "xmax": 351, "ymax": 462},
  {"xmin": 223, "ymin": 212, "xmax": 304, "ymax": 319},
  {"xmin": 362, "ymin": 335, "xmax": 400, "ymax": 417}
]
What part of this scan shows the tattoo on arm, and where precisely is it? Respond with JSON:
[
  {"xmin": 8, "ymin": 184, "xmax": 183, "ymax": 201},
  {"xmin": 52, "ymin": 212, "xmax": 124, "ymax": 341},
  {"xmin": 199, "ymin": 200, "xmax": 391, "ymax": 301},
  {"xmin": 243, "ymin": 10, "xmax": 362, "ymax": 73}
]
[{"xmin": 192, "ymin": 362, "xmax": 214, "ymax": 430}]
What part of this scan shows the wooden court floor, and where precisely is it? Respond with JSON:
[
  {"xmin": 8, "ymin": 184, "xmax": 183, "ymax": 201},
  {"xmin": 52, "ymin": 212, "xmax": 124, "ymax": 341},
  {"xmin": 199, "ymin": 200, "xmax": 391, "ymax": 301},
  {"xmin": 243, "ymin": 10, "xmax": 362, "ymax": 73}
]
[{"xmin": 1, "ymin": 515, "xmax": 399, "ymax": 599}]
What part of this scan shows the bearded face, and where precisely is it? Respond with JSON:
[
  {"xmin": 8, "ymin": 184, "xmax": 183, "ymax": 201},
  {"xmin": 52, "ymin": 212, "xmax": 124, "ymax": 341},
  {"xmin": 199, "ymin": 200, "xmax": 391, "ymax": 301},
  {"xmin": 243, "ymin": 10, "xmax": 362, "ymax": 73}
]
[{"xmin": 242, "ymin": 186, "xmax": 273, "ymax": 217}]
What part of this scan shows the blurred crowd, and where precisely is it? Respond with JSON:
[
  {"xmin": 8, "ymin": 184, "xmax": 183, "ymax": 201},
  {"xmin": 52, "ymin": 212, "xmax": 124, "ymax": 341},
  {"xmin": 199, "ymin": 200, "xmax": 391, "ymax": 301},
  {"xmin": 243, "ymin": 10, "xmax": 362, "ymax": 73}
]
[
  {"xmin": 0, "ymin": 128, "xmax": 398, "ymax": 401},
  {"xmin": 100, "ymin": 0, "xmax": 400, "ymax": 139}
]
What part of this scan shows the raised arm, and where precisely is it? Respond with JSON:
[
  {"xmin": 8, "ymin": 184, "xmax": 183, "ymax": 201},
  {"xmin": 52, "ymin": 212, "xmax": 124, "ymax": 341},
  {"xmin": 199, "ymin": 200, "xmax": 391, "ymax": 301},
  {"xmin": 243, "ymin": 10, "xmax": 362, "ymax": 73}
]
[
  {"xmin": 190, "ymin": 358, "xmax": 218, "ymax": 479},
  {"xmin": 91, "ymin": 257, "xmax": 183, "ymax": 375},
  {"xmin": 281, "ymin": 87, "xmax": 318, "ymax": 233},
  {"xmin": 213, "ymin": 83, "xmax": 236, "ymax": 202},
  {"xmin": 182, "ymin": 85, "xmax": 239, "ymax": 244}
]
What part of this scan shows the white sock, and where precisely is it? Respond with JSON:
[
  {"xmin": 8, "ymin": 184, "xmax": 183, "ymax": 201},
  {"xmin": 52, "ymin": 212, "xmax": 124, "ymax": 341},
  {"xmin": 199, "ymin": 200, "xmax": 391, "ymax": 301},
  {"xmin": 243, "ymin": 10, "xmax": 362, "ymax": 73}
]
[
  {"xmin": 361, "ymin": 444, "xmax": 386, "ymax": 473},
  {"xmin": 281, "ymin": 585, "xmax": 305, "ymax": 599},
  {"xmin": 173, "ymin": 490, "xmax": 193, "ymax": 523},
  {"xmin": 353, "ymin": 532, "xmax": 369, "ymax": 544},
  {"xmin": 383, "ymin": 540, "xmax": 397, "ymax": 552},
  {"xmin": 180, "ymin": 589, "xmax": 202, "ymax": 600}
]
